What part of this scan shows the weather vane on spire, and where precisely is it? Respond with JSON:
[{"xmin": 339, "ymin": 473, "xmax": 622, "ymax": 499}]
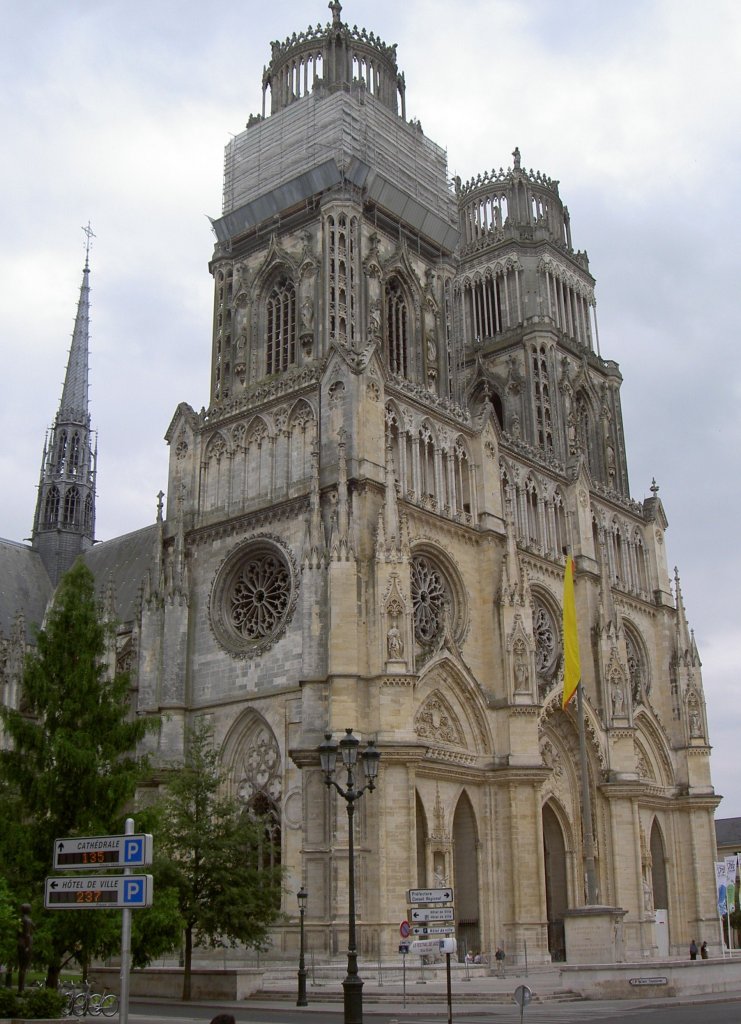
[{"xmin": 82, "ymin": 221, "xmax": 96, "ymax": 269}]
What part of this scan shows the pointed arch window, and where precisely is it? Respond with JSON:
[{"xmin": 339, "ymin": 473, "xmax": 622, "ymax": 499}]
[
  {"xmin": 44, "ymin": 486, "xmax": 60, "ymax": 527},
  {"xmin": 83, "ymin": 494, "xmax": 94, "ymax": 532},
  {"xmin": 266, "ymin": 274, "xmax": 296, "ymax": 375},
  {"xmin": 69, "ymin": 432, "xmax": 81, "ymax": 475},
  {"xmin": 386, "ymin": 276, "xmax": 409, "ymax": 377},
  {"xmin": 532, "ymin": 345, "xmax": 553, "ymax": 452},
  {"xmin": 55, "ymin": 430, "xmax": 68, "ymax": 474},
  {"xmin": 62, "ymin": 486, "xmax": 79, "ymax": 526}
]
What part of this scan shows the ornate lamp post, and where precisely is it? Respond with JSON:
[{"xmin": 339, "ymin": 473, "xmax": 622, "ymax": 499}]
[
  {"xmin": 296, "ymin": 886, "xmax": 308, "ymax": 1007},
  {"xmin": 319, "ymin": 728, "xmax": 380, "ymax": 1024}
]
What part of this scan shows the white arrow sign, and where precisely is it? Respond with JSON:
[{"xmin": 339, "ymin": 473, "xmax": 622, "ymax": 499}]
[
  {"xmin": 410, "ymin": 938, "xmax": 457, "ymax": 955},
  {"xmin": 44, "ymin": 874, "xmax": 153, "ymax": 910},
  {"xmin": 412, "ymin": 925, "xmax": 455, "ymax": 935},
  {"xmin": 409, "ymin": 907, "xmax": 455, "ymax": 922},
  {"xmin": 407, "ymin": 887, "xmax": 454, "ymax": 904}
]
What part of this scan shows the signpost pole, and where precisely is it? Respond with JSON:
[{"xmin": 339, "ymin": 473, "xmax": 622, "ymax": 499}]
[
  {"xmin": 446, "ymin": 951, "xmax": 452, "ymax": 1024},
  {"xmin": 119, "ymin": 817, "xmax": 134, "ymax": 1024}
]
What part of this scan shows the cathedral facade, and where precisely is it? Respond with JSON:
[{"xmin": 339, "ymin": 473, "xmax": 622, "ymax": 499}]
[{"xmin": 0, "ymin": 4, "xmax": 720, "ymax": 964}]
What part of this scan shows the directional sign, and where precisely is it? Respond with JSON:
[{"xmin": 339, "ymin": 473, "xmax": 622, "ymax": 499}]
[
  {"xmin": 410, "ymin": 938, "xmax": 457, "ymax": 955},
  {"xmin": 407, "ymin": 887, "xmax": 453, "ymax": 904},
  {"xmin": 412, "ymin": 925, "xmax": 455, "ymax": 936},
  {"xmin": 53, "ymin": 834, "xmax": 153, "ymax": 870},
  {"xmin": 44, "ymin": 874, "xmax": 153, "ymax": 910},
  {"xmin": 409, "ymin": 906, "xmax": 455, "ymax": 922}
]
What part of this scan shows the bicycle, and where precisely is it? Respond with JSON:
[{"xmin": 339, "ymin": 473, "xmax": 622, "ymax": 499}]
[{"xmin": 72, "ymin": 980, "xmax": 119, "ymax": 1018}]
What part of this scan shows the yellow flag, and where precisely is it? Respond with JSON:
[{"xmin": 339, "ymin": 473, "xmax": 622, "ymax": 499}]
[{"xmin": 562, "ymin": 556, "xmax": 580, "ymax": 708}]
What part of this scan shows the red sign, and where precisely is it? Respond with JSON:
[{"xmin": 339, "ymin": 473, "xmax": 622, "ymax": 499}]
[{"xmin": 400, "ymin": 919, "xmax": 411, "ymax": 938}]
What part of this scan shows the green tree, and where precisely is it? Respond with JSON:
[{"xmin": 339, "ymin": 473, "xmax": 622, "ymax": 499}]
[
  {"xmin": 157, "ymin": 720, "xmax": 283, "ymax": 999},
  {"xmin": 0, "ymin": 561, "xmax": 158, "ymax": 986}
]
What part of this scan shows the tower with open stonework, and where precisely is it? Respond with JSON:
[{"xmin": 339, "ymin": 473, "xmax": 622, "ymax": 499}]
[
  {"xmin": 1, "ymin": 2, "xmax": 718, "ymax": 966},
  {"xmin": 31, "ymin": 231, "xmax": 97, "ymax": 587}
]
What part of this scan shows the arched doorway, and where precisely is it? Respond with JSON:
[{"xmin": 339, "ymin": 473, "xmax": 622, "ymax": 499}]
[
  {"xmin": 453, "ymin": 792, "xmax": 480, "ymax": 956},
  {"xmin": 415, "ymin": 792, "xmax": 428, "ymax": 887},
  {"xmin": 542, "ymin": 802, "xmax": 568, "ymax": 961},
  {"xmin": 650, "ymin": 819, "xmax": 670, "ymax": 956}
]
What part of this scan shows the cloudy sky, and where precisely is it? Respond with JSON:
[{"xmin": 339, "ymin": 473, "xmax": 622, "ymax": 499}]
[{"xmin": 1, "ymin": 0, "xmax": 739, "ymax": 814}]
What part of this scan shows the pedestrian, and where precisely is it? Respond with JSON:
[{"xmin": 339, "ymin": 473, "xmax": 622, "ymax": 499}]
[
  {"xmin": 495, "ymin": 946, "xmax": 505, "ymax": 976},
  {"xmin": 700, "ymin": 941, "xmax": 709, "ymax": 959},
  {"xmin": 689, "ymin": 938, "xmax": 698, "ymax": 960},
  {"xmin": 209, "ymin": 1015, "xmax": 236, "ymax": 1024}
]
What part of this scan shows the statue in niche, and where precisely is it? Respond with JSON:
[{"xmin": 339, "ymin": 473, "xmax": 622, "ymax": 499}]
[
  {"xmin": 433, "ymin": 854, "xmax": 447, "ymax": 887},
  {"xmin": 426, "ymin": 331, "xmax": 437, "ymax": 363},
  {"xmin": 300, "ymin": 296, "xmax": 314, "ymax": 332},
  {"xmin": 387, "ymin": 626, "xmax": 404, "ymax": 660},
  {"xmin": 643, "ymin": 875, "xmax": 654, "ymax": 912},
  {"xmin": 606, "ymin": 443, "xmax": 616, "ymax": 483},
  {"xmin": 514, "ymin": 647, "xmax": 530, "ymax": 692},
  {"xmin": 368, "ymin": 300, "xmax": 381, "ymax": 339},
  {"xmin": 689, "ymin": 708, "xmax": 702, "ymax": 738},
  {"xmin": 611, "ymin": 681, "xmax": 625, "ymax": 717},
  {"xmin": 510, "ymin": 413, "xmax": 521, "ymax": 439}
]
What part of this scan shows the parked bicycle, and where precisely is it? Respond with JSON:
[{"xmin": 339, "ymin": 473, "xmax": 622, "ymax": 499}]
[{"xmin": 69, "ymin": 978, "xmax": 119, "ymax": 1017}]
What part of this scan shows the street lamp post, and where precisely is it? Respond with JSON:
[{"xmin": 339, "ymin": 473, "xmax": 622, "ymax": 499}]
[
  {"xmin": 296, "ymin": 886, "xmax": 308, "ymax": 1007},
  {"xmin": 319, "ymin": 728, "xmax": 381, "ymax": 1024}
]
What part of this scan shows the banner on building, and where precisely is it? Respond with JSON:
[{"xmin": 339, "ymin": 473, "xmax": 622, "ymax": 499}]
[
  {"xmin": 716, "ymin": 861, "xmax": 727, "ymax": 916},
  {"xmin": 726, "ymin": 855, "xmax": 738, "ymax": 916}
]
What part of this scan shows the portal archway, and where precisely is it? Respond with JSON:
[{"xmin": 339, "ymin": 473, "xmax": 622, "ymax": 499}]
[
  {"xmin": 453, "ymin": 791, "xmax": 480, "ymax": 956},
  {"xmin": 542, "ymin": 802, "xmax": 568, "ymax": 961}
]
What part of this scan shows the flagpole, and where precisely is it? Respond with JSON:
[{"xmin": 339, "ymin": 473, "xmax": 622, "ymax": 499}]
[{"xmin": 577, "ymin": 680, "xmax": 599, "ymax": 904}]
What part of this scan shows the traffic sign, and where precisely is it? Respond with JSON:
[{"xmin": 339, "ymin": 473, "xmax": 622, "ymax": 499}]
[
  {"xmin": 53, "ymin": 834, "xmax": 153, "ymax": 870},
  {"xmin": 44, "ymin": 874, "xmax": 153, "ymax": 910},
  {"xmin": 400, "ymin": 920, "xmax": 411, "ymax": 938},
  {"xmin": 409, "ymin": 906, "xmax": 454, "ymax": 922},
  {"xmin": 407, "ymin": 887, "xmax": 453, "ymax": 904},
  {"xmin": 412, "ymin": 925, "xmax": 455, "ymax": 936},
  {"xmin": 410, "ymin": 938, "xmax": 457, "ymax": 955}
]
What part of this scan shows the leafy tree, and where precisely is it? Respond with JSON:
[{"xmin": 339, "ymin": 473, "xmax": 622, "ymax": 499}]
[
  {"xmin": 0, "ymin": 561, "xmax": 158, "ymax": 986},
  {"xmin": 157, "ymin": 719, "xmax": 284, "ymax": 999}
]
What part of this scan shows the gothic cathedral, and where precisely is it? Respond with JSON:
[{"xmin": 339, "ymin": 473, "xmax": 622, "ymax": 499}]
[{"xmin": 0, "ymin": 4, "xmax": 719, "ymax": 963}]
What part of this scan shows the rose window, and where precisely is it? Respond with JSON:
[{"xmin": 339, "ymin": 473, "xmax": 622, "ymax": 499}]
[
  {"xmin": 210, "ymin": 537, "xmax": 297, "ymax": 657},
  {"xmin": 230, "ymin": 553, "xmax": 290, "ymax": 640},
  {"xmin": 533, "ymin": 600, "xmax": 558, "ymax": 685},
  {"xmin": 411, "ymin": 555, "xmax": 449, "ymax": 645}
]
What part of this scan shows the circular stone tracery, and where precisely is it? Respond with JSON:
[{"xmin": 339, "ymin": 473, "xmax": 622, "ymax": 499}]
[
  {"xmin": 210, "ymin": 537, "xmax": 297, "ymax": 657},
  {"xmin": 411, "ymin": 555, "xmax": 448, "ymax": 644}
]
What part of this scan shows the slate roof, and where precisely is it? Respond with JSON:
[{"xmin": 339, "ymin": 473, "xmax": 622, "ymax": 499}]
[
  {"xmin": 0, "ymin": 539, "xmax": 52, "ymax": 642},
  {"xmin": 83, "ymin": 524, "xmax": 158, "ymax": 626},
  {"xmin": 716, "ymin": 817, "xmax": 741, "ymax": 851}
]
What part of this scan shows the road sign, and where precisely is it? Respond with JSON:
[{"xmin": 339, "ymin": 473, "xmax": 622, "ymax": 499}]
[
  {"xmin": 412, "ymin": 925, "xmax": 454, "ymax": 936},
  {"xmin": 410, "ymin": 938, "xmax": 457, "ymax": 955},
  {"xmin": 44, "ymin": 874, "xmax": 153, "ymax": 910},
  {"xmin": 409, "ymin": 906, "xmax": 454, "ymax": 922},
  {"xmin": 400, "ymin": 919, "xmax": 411, "ymax": 938},
  {"xmin": 513, "ymin": 985, "xmax": 532, "ymax": 1007},
  {"xmin": 53, "ymin": 834, "xmax": 153, "ymax": 870},
  {"xmin": 407, "ymin": 887, "xmax": 453, "ymax": 904}
]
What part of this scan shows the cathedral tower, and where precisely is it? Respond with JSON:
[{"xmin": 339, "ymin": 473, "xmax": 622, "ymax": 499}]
[
  {"xmin": 130, "ymin": 3, "xmax": 718, "ymax": 964},
  {"xmin": 32, "ymin": 228, "xmax": 97, "ymax": 586}
]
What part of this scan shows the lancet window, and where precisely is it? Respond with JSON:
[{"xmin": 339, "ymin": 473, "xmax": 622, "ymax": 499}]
[
  {"xmin": 386, "ymin": 276, "xmax": 409, "ymax": 377},
  {"xmin": 44, "ymin": 486, "xmax": 60, "ymax": 527},
  {"xmin": 55, "ymin": 431, "xmax": 68, "ymax": 474},
  {"xmin": 266, "ymin": 274, "xmax": 297, "ymax": 375},
  {"xmin": 327, "ymin": 213, "xmax": 358, "ymax": 347},
  {"xmin": 69, "ymin": 432, "xmax": 81, "ymax": 475},
  {"xmin": 62, "ymin": 486, "xmax": 79, "ymax": 526},
  {"xmin": 531, "ymin": 345, "xmax": 553, "ymax": 452}
]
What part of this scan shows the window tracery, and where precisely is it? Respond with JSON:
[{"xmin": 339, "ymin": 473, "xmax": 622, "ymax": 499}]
[
  {"xmin": 266, "ymin": 274, "xmax": 297, "ymax": 374},
  {"xmin": 386, "ymin": 276, "xmax": 409, "ymax": 377}
]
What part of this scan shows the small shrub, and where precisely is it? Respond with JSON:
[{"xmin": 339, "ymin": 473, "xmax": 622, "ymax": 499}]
[
  {"xmin": 19, "ymin": 985, "xmax": 67, "ymax": 1019},
  {"xmin": 0, "ymin": 986, "xmax": 20, "ymax": 1017}
]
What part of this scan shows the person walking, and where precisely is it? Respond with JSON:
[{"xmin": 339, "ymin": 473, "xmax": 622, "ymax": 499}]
[
  {"xmin": 495, "ymin": 946, "xmax": 505, "ymax": 976},
  {"xmin": 700, "ymin": 941, "xmax": 709, "ymax": 959},
  {"xmin": 689, "ymin": 938, "xmax": 698, "ymax": 960}
]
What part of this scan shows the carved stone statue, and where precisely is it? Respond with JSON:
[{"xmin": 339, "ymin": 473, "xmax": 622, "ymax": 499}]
[
  {"xmin": 611, "ymin": 681, "xmax": 625, "ymax": 717},
  {"xmin": 643, "ymin": 876, "xmax": 654, "ymax": 912},
  {"xmin": 512, "ymin": 146, "xmax": 521, "ymax": 170},
  {"xmin": 514, "ymin": 648, "xmax": 530, "ymax": 692},
  {"xmin": 689, "ymin": 709, "xmax": 702, "ymax": 738},
  {"xmin": 387, "ymin": 626, "xmax": 403, "ymax": 660}
]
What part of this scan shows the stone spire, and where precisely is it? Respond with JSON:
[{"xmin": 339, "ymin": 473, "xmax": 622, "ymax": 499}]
[{"xmin": 32, "ymin": 226, "xmax": 97, "ymax": 586}]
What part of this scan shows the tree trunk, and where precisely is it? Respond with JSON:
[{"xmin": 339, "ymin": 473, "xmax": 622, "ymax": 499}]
[{"xmin": 182, "ymin": 925, "xmax": 193, "ymax": 1000}]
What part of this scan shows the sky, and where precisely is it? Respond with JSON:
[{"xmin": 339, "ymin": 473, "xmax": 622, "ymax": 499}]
[{"xmin": 1, "ymin": 0, "xmax": 739, "ymax": 813}]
